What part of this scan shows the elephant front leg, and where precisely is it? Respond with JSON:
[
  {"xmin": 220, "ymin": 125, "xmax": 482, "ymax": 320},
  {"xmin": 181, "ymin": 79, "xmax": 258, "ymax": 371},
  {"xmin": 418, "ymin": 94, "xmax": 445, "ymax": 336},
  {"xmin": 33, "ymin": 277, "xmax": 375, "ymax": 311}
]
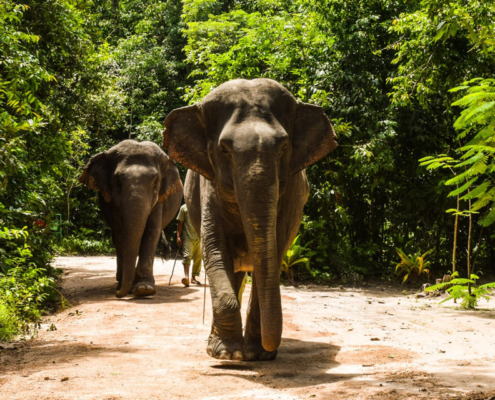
[
  {"xmin": 203, "ymin": 222, "xmax": 244, "ymax": 360},
  {"xmin": 113, "ymin": 232, "xmax": 124, "ymax": 291},
  {"xmin": 244, "ymin": 273, "xmax": 278, "ymax": 361},
  {"xmin": 133, "ymin": 208, "xmax": 162, "ymax": 297}
]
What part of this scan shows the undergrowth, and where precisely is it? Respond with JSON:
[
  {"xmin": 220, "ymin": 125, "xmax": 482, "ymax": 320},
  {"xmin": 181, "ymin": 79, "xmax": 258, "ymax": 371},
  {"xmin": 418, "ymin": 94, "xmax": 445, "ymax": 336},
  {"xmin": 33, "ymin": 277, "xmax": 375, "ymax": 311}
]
[
  {"xmin": 0, "ymin": 227, "xmax": 69, "ymax": 341},
  {"xmin": 427, "ymin": 271, "xmax": 495, "ymax": 309},
  {"xmin": 54, "ymin": 229, "xmax": 114, "ymax": 255}
]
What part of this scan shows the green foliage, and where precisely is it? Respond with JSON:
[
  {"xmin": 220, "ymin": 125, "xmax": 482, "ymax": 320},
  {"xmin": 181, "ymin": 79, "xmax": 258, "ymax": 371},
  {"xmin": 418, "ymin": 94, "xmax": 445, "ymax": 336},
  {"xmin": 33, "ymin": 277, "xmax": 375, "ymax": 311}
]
[
  {"xmin": 0, "ymin": 229, "xmax": 68, "ymax": 341},
  {"xmin": 426, "ymin": 271, "xmax": 495, "ymax": 309},
  {"xmin": 109, "ymin": 0, "xmax": 187, "ymax": 139},
  {"xmin": 420, "ymin": 78, "xmax": 495, "ymax": 226},
  {"xmin": 0, "ymin": 0, "xmax": 110, "ymax": 341},
  {"xmin": 395, "ymin": 248, "xmax": 433, "ymax": 284},
  {"xmin": 281, "ymin": 235, "xmax": 313, "ymax": 284},
  {"xmin": 388, "ymin": 0, "xmax": 495, "ymax": 106},
  {"xmin": 55, "ymin": 229, "xmax": 114, "ymax": 256}
]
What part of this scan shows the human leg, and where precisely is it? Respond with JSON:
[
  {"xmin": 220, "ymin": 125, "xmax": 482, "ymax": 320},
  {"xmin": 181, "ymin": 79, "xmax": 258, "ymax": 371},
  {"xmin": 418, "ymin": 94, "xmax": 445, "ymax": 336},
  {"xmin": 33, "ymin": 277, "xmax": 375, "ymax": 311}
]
[
  {"xmin": 182, "ymin": 237, "xmax": 193, "ymax": 287},
  {"xmin": 191, "ymin": 239, "xmax": 202, "ymax": 284}
]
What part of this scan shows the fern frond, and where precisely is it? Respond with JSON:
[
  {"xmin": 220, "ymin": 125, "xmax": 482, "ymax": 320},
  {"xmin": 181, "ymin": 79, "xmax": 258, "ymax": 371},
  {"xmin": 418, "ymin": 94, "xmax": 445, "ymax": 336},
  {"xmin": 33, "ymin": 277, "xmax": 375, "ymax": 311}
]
[
  {"xmin": 449, "ymin": 85, "xmax": 470, "ymax": 93},
  {"xmin": 445, "ymin": 173, "xmax": 467, "ymax": 186},
  {"xmin": 448, "ymin": 177, "xmax": 478, "ymax": 196},
  {"xmin": 471, "ymin": 160, "xmax": 488, "ymax": 175},
  {"xmin": 455, "ymin": 101, "xmax": 495, "ymax": 128},
  {"xmin": 460, "ymin": 181, "xmax": 490, "ymax": 200},
  {"xmin": 479, "ymin": 207, "xmax": 495, "ymax": 226},
  {"xmin": 471, "ymin": 195, "xmax": 493, "ymax": 211},
  {"xmin": 479, "ymin": 282, "xmax": 495, "ymax": 289},
  {"xmin": 454, "ymin": 153, "xmax": 484, "ymax": 168}
]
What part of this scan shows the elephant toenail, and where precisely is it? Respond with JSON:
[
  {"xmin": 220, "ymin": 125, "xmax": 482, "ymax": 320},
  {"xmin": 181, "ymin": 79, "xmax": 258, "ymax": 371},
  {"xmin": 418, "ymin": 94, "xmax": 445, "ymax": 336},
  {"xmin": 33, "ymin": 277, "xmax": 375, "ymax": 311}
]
[
  {"xmin": 232, "ymin": 351, "xmax": 244, "ymax": 361},
  {"xmin": 217, "ymin": 350, "xmax": 231, "ymax": 360}
]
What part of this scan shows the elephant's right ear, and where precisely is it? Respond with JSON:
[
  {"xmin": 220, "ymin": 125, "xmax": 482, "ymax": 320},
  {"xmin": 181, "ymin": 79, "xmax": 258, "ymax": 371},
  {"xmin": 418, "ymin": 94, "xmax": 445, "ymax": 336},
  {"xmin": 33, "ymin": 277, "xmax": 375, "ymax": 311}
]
[
  {"xmin": 79, "ymin": 152, "xmax": 112, "ymax": 203},
  {"xmin": 163, "ymin": 104, "xmax": 214, "ymax": 180}
]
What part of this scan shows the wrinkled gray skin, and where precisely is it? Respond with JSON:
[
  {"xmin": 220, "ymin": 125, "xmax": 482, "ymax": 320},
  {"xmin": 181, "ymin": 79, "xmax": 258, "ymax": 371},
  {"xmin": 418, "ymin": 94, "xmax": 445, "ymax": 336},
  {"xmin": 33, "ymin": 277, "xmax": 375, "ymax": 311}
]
[
  {"xmin": 163, "ymin": 79, "xmax": 337, "ymax": 361},
  {"xmin": 79, "ymin": 140, "xmax": 183, "ymax": 298}
]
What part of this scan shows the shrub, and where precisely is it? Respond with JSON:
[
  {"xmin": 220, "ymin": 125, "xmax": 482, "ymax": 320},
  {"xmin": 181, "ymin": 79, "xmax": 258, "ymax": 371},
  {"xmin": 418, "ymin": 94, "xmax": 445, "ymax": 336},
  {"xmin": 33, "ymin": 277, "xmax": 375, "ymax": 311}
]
[
  {"xmin": 426, "ymin": 272, "xmax": 495, "ymax": 309},
  {"xmin": 0, "ymin": 227, "xmax": 67, "ymax": 341},
  {"xmin": 281, "ymin": 235, "xmax": 314, "ymax": 284},
  {"xmin": 54, "ymin": 228, "xmax": 114, "ymax": 255},
  {"xmin": 395, "ymin": 248, "xmax": 433, "ymax": 284}
]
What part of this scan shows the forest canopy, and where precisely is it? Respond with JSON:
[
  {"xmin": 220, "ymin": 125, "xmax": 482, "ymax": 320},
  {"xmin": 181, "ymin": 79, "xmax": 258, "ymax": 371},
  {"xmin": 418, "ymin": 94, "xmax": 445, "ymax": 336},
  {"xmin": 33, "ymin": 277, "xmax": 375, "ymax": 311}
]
[{"xmin": 1, "ymin": 0, "xmax": 495, "ymax": 339}]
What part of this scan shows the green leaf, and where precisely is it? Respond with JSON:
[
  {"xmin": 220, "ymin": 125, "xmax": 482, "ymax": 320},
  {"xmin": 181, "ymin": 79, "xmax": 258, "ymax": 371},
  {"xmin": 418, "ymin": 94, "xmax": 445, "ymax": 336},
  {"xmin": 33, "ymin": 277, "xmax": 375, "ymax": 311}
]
[
  {"xmin": 479, "ymin": 207, "xmax": 495, "ymax": 226},
  {"xmin": 449, "ymin": 85, "xmax": 470, "ymax": 93},
  {"xmin": 459, "ymin": 181, "xmax": 490, "ymax": 200},
  {"xmin": 454, "ymin": 153, "xmax": 484, "ymax": 168},
  {"xmin": 445, "ymin": 170, "xmax": 473, "ymax": 185},
  {"xmin": 447, "ymin": 177, "xmax": 478, "ymax": 196}
]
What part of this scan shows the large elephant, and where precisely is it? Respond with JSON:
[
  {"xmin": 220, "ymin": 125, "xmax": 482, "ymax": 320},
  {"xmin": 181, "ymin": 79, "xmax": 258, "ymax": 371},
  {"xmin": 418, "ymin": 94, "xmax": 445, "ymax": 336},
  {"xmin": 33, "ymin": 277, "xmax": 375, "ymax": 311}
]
[
  {"xmin": 163, "ymin": 78, "xmax": 337, "ymax": 361},
  {"xmin": 79, "ymin": 140, "xmax": 183, "ymax": 298}
]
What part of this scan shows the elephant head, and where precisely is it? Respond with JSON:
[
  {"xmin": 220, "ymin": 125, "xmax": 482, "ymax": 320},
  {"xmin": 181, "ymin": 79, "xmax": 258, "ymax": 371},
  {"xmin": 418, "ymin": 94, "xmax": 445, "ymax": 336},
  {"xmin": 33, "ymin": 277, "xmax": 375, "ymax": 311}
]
[
  {"xmin": 163, "ymin": 79, "xmax": 337, "ymax": 351},
  {"xmin": 79, "ymin": 140, "xmax": 182, "ymax": 298}
]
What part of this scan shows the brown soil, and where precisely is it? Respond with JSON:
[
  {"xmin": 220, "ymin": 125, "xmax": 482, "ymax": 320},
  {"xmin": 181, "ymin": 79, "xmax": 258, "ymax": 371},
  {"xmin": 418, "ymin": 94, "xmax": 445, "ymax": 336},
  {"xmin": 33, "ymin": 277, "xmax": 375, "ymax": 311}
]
[{"xmin": 1, "ymin": 256, "xmax": 495, "ymax": 400}]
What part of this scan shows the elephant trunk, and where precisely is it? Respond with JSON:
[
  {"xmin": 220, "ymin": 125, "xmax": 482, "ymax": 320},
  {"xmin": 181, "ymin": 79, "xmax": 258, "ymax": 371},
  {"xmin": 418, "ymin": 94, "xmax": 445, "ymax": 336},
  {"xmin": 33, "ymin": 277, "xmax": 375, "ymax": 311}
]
[
  {"xmin": 115, "ymin": 196, "xmax": 150, "ymax": 298},
  {"xmin": 236, "ymin": 157, "xmax": 282, "ymax": 352}
]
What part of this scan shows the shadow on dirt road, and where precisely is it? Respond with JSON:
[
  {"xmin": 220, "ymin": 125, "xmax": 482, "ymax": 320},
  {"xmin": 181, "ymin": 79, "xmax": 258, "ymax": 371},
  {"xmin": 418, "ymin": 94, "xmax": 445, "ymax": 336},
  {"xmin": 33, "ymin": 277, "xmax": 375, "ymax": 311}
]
[{"xmin": 210, "ymin": 338, "xmax": 347, "ymax": 389}]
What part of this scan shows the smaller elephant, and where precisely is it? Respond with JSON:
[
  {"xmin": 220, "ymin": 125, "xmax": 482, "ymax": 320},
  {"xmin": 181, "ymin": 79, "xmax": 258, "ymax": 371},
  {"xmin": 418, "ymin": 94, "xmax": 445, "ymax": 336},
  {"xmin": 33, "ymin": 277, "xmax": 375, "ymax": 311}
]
[{"xmin": 79, "ymin": 140, "xmax": 183, "ymax": 298}]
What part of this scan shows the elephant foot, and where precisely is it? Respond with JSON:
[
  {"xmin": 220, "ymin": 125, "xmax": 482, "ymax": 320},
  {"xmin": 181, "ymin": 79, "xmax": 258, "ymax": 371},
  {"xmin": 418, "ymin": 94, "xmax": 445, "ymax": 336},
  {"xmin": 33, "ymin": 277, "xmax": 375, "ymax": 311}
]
[
  {"xmin": 244, "ymin": 333, "xmax": 278, "ymax": 361},
  {"xmin": 206, "ymin": 333, "xmax": 244, "ymax": 361},
  {"xmin": 131, "ymin": 280, "xmax": 156, "ymax": 297}
]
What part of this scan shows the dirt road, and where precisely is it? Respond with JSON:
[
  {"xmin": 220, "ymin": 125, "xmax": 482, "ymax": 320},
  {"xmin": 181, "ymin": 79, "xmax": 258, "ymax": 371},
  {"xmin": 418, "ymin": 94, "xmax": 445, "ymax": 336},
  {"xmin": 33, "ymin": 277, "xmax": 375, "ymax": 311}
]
[{"xmin": 1, "ymin": 257, "xmax": 495, "ymax": 399}]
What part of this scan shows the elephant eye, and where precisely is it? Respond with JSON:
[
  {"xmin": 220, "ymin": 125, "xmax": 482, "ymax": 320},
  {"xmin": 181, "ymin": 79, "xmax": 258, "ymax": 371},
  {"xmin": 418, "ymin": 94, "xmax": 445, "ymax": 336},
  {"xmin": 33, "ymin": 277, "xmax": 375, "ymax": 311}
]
[
  {"xmin": 219, "ymin": 139, "xmax": 232, "ymax": 156},
  {"xmin": 279, "ymin": 145, "xmax": 288, "ymax": 156},
  {"xmin": 113, "ymin": 177, "xmax": 122, "ymax": 191}
]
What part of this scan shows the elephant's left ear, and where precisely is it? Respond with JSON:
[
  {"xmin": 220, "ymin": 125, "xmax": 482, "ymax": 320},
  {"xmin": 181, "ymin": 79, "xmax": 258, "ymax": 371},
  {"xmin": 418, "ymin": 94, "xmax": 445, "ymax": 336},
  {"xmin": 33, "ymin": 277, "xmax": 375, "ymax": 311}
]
[
  {"xmin": 158, "ymin": 155, "xmax": 183, "ymax": 203},
  {"xmin": 289, "ymin": 101, "xmax": 338, "ymax": 175},
  {"xmin": 79, "ymin": 152, "xmax": 112, "ymax": 203}
]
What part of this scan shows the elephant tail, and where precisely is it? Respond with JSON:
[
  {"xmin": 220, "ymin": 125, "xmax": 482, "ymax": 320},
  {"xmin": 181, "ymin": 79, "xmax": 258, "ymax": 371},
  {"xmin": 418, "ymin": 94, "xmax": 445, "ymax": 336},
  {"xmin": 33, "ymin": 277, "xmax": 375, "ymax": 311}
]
[{"xmin": 160, "ymin": 231, "xmax": 172, "ymax": 261}]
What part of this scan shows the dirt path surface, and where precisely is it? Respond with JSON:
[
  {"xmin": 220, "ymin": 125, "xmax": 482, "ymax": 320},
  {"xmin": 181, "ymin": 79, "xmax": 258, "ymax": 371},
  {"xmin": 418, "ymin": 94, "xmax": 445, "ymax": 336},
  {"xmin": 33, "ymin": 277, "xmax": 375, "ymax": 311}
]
[{"xmin": 1, "ymin": 257, "xmax": 495, "ymax": 399}]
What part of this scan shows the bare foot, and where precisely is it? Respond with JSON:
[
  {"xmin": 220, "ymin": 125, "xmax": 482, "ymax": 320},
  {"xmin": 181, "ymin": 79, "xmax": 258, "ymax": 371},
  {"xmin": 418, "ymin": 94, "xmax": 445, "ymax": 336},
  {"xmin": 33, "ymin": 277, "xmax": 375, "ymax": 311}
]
[
  {"xmin": 191, "ymin": 277, "xmax": 201, "ymax": 285},
  {"xmin": 181, "ymin": 277, "xmax": 190, "ymax": 287}
]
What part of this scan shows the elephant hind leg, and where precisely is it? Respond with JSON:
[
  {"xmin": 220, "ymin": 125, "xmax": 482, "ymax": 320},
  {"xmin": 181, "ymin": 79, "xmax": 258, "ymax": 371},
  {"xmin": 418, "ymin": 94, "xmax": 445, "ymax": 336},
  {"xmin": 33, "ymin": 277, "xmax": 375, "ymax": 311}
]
[{"xmin": 243, "ymin": 273, "xmax": 278, "ymax": 361}]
